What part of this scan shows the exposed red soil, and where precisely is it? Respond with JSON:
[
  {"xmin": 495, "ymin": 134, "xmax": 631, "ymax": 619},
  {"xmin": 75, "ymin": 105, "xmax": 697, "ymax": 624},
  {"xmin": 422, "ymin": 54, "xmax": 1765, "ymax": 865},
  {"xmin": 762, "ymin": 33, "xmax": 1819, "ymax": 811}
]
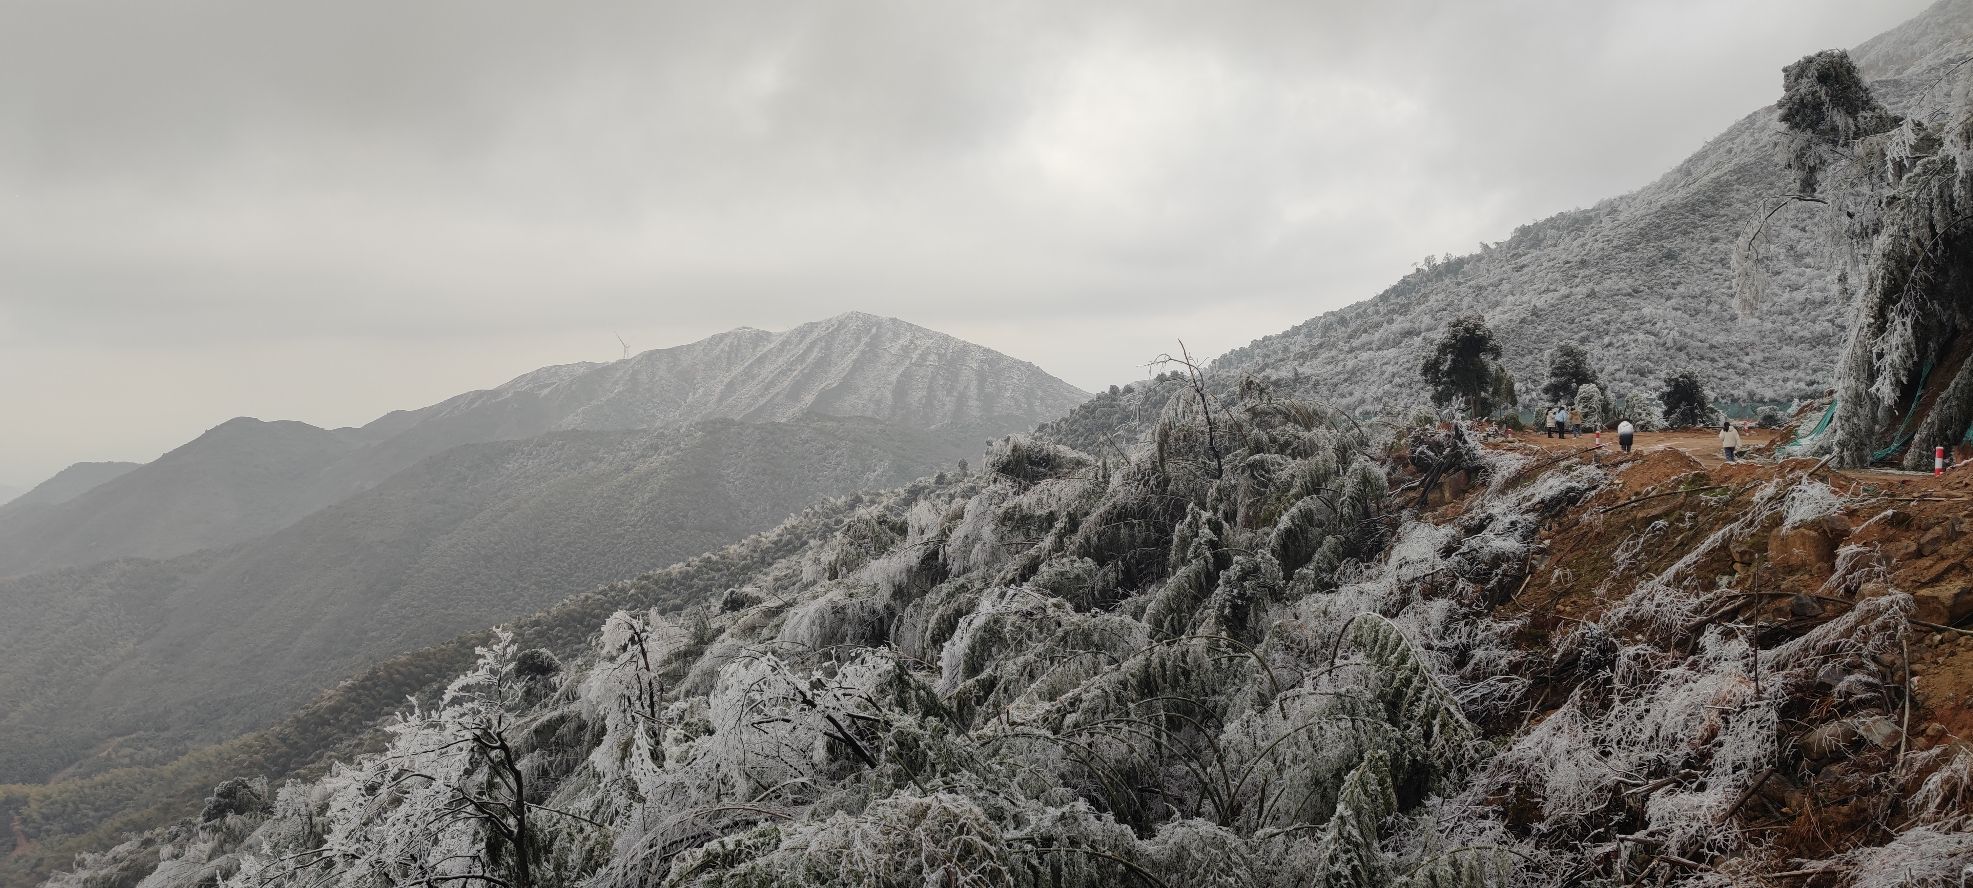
[{"xmin": 1437, "ymin": 430, "xmax": 1973, "ymax": 874}]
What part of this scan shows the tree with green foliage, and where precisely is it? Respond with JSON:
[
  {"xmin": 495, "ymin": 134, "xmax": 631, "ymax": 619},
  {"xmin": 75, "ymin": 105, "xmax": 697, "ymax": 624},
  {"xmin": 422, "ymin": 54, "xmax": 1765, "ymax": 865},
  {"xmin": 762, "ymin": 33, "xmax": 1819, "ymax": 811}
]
[
  {"xmin": 1541, "ymin": 344, "xmax": 1599, "ymax": 405},
  {"xmin": 1420, "ymin": 315, "xmax": 1510, "ymax": 419},
  {"xmin": 1659, "ymin": 370, "xmax": 1712, "ymax": 428}
]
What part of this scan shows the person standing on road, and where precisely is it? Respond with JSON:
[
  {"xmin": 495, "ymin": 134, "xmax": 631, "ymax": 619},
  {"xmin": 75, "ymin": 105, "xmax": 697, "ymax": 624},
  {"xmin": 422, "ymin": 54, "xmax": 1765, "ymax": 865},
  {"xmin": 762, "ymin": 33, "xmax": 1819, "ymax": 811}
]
[
  {"xmin": 1568, "ymin": 405, "xmax": 1583, "ymax": 438},
  {"xmin": 1552, "ymin": 406, "xmax": 1568, "ymax": 439},
  {"xmin": 1720, "ymin": 420, "xmax": 1742, "ymax": 464},
  {"xmin": 1617, "ymin": 418, "xmax": 1635, "ymax": 454}
]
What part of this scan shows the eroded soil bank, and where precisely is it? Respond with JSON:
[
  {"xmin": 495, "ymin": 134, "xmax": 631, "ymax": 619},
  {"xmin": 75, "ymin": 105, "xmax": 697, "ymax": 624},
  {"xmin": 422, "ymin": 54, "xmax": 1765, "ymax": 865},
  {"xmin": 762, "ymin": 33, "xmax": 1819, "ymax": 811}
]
[{"xmin": 1414, "ymin": 427, "xmax": 1973, "ymax": 879}]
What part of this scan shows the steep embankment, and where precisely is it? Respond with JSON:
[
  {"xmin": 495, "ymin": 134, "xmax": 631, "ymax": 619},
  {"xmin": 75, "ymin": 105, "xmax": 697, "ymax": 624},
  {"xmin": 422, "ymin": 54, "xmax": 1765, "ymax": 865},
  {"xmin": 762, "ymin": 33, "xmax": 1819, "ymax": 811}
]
[{"xmin": 1212, "ymin": 0, "xmax": 1973, "ymax": 412}]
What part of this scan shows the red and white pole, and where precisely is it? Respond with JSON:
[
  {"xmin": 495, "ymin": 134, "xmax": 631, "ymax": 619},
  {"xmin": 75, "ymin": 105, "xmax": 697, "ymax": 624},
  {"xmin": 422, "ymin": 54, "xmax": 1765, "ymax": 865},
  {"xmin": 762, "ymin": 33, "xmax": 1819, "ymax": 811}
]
[
  {"xmin": 1595, "ymin": 430, "xmax": 1602, "ymax": 448},
  {"xmin": 1937, "ymin": 445, "xmax": 1946, "ymax": 476}
]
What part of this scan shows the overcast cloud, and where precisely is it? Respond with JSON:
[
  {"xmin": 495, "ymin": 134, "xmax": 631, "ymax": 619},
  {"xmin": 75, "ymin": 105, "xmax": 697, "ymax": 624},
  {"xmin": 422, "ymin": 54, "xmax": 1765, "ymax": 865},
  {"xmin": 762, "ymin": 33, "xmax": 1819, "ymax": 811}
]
[{"xmin": 0, "ymin": 0, "xmax": 1933, "ymax": 485}]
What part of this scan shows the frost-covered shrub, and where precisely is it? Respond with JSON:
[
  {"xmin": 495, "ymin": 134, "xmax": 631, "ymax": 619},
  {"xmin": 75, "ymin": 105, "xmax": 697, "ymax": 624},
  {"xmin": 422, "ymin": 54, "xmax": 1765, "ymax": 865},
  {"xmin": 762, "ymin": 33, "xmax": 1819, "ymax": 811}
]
[
  {"xmin": 179, "ymin": 386, "xmax": 1532, "ymax": 888},
  {"xmin": 984, "ymin": 434, "xmax": 1092, "ymax": 486},
  {"xmin": 1620, "ymin": 388, "xmax": 1664, "ymax": 430},
  {"xmin": 200, "ymin": 778, "xmax": 268, "ymax": 823},
  {"xmin": 515, "ymin": 647, "xmax": 564, "ymax": 681},
  {"xmin": 778, "ymin": 587, "xmax": 893, "ymax": 654}
]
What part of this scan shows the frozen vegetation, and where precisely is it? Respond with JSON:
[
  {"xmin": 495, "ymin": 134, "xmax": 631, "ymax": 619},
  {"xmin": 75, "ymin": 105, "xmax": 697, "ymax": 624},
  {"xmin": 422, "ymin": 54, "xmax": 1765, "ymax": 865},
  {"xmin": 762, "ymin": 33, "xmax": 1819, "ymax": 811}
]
[
  {"xmin": 43, "ymin": 368, "xmax": 1973, "ymax": 887},
  {"xmin": 1213, "ymin": 3, "xmax": 1973, "ymax": 419}
]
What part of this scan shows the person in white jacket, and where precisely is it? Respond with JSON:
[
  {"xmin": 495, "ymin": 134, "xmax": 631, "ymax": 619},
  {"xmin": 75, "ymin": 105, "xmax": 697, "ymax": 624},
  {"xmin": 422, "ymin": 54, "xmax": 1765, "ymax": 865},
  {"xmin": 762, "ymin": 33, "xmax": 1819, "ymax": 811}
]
[
  {"xmin": 1720, "ymin": 420, "xmax": 1742, "ymax": 464},
  {"xmin": 1617, "ymin": 418, "xmax": 1635, "ymax": 453}
]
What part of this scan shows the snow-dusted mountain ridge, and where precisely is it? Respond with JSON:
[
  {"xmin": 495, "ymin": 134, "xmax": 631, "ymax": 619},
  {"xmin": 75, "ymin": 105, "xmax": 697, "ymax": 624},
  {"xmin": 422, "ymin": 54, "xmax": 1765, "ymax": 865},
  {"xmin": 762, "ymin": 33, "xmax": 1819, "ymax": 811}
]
[
  {"xmin": 403, "ymin": 311, "xmax": 1086, "ymax": 435},
  {"xmin": 0, "ymin": 312, "xmax": 1085, "ymax": 577}
]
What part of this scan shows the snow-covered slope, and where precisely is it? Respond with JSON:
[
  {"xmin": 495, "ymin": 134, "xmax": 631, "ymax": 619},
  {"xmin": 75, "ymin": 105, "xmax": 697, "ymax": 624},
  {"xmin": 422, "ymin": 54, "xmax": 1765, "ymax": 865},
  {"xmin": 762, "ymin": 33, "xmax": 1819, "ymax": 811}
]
[
  {"xmin": 1213, "ymin": 0, "xmax": 1973, "ymax": 412},
  {"xmin": 0, "ymin": 313, "xmax": 1086, "ymax": 577}
]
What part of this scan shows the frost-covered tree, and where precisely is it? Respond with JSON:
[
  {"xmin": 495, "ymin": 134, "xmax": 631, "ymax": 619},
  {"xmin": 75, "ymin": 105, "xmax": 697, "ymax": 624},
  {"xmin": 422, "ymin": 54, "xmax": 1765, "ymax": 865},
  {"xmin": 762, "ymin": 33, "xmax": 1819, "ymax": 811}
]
[
  {"xmin": 1658, "ymin": 370, "xmax": 1711, "ymax": 428},
  {"xmin": 1737, "ymin": 49, "xmax": 1973, "ymax": 466},
  {"xmin": 1572, "ymin": 384, "xmax": 1609, "ymax": 431},
  {"xmin": 1620, "ymin": 389, "xmax": 1664, "ymax": 431},
  {"xmin": 1541, "ymin": 344, "xmax": 1599, "ymax": 406},
  {"xmin": 1420, "ymin": 316, "xmax": 1509, "ymax": 419}
]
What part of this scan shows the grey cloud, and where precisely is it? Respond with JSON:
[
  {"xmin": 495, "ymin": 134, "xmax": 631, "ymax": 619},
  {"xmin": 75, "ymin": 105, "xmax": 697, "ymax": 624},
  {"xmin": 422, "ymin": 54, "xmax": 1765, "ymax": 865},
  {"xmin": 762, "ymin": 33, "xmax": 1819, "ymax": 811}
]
[{"xmin": 0, "ymin": 0, "xmax": 1935, "ymax": 483}]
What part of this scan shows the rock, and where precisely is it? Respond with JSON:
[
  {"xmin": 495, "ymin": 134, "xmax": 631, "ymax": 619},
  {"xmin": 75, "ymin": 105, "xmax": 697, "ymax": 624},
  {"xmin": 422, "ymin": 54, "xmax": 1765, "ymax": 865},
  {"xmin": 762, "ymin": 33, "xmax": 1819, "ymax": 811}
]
[
  {"xmin": 1855, "ymin": 715, "xmax": 1902, "ymax": 749},
  {"xmin": 1790, "ymin": 594, "xmax": 1825, "ymax": 618},
  {"xmin": 1769, "ymin": 525, "xmax": 1837, "ymax": 577},
  {"xmin": 1884, "ymin": 538, "xmax": 1921, "ymax": 561},
  {"xmin": 1917, "ymin": 521, "xmax": 1957, "ymax": 558},
  {"xmin": 1803, "ymin": 721, "xmax": 1862, "ymax": 760},
  {"xmin": 1441, "ymin": 469, "xmax": 1471, "ymax": 501},
  {"xmin": 1803, "ymin": 716, "xmax": 1901, "ymax": 759},
  {"xmin": 1912, "ymin": 584, "xmax": 1973, "ymax": 626}
]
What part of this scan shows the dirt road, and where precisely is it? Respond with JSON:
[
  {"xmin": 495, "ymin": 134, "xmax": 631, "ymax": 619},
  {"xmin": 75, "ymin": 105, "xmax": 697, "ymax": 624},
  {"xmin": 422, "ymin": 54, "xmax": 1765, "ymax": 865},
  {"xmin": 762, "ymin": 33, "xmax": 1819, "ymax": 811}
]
[{"xmin": 1509, "ymin": 427, "xmax": 1790, "ymax": 467}]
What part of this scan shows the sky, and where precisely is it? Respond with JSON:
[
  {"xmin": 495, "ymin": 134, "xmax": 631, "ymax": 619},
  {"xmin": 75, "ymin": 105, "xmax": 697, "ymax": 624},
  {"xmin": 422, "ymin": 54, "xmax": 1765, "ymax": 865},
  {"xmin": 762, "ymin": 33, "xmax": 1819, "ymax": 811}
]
[{"xmin": 0, "ymin": 0, "xmax": 1937, "ymax": 487}]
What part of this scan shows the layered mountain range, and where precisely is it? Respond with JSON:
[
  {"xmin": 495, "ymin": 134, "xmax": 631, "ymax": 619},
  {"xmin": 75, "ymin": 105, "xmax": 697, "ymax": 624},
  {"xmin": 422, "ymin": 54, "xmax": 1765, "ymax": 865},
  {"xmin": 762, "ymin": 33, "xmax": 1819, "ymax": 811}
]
[
  {"xmin": 10, "ymin": 4, "xmax": 1973, "ymax": 886},
  {"xmin": 0, "ymin": 312, "xmax": 1083, "ymax": 579},
  {"xmin": 0, "ymin": 312, "xmax": 1085, "ymax": 786}
]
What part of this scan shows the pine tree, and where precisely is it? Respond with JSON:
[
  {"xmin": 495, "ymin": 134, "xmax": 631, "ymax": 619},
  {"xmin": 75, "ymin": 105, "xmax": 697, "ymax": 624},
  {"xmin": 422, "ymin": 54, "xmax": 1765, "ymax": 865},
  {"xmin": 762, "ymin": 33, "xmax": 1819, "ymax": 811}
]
[
  {"xmin": 1420, "ymin": 316, "xmax": 1508, "ymax": 419},
  {"xmin": 1659, "ymin": 370, "xmax": 1711, "ymax": 428},
  {"xmin": 1540, "ymin": 344, "xmax": 1599, "ymax": 406}
]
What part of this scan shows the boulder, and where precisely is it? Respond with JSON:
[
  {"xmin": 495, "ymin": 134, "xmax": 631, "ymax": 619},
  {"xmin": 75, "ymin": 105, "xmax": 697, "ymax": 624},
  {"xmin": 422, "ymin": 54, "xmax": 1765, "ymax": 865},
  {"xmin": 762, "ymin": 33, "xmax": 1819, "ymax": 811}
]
[
  {"xmin": 1912, "ymin": 584, "xmax": 1973, "ymax": 626},
  {"xmin": 1854, "ymin": 715, "xmax": 1901, "ymax": 749},
  {"xmin": 1802, "ymin": 720, "xmax": 1861, "ymax": 760}
]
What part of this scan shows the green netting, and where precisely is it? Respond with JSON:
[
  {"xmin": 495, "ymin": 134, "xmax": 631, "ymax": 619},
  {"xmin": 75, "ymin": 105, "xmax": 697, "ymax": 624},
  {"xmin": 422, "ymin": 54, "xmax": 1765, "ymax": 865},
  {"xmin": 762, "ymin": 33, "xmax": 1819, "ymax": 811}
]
[
  {"xmin": 1787, "ymin": 401, "xmax": 1837, "ymax": 450},
  {"xmin": 1871, "ymin": 359, "xmax": 1935, "ymax": 463}
]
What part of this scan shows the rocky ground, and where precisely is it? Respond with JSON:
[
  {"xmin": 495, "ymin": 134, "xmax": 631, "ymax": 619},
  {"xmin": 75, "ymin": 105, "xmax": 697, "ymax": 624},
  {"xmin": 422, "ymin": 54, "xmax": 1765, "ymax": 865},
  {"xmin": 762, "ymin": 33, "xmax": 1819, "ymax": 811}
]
[{"xmin": 1425, "ymin": 427, "xmax": 1973, "ymax": 878}]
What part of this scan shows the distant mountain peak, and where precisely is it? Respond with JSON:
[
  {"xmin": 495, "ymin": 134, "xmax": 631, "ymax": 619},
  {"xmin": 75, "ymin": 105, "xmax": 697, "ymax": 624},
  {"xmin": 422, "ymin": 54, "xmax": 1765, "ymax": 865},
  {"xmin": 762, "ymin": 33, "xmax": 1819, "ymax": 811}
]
[
  {"xmin": 0, "ymin": 461, "xmax": 140, "ymax": 513},
  {"xmin": 0, "ymin": 313, "xmax": 1086, "ymax": 577}
]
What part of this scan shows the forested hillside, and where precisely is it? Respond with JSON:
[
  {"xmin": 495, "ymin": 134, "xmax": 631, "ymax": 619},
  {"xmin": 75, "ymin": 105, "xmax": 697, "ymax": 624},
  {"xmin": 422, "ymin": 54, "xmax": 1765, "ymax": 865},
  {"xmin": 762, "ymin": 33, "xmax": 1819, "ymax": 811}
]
[
  {"xmin": 0, "ymin": 416, "xmax": 971, "ymax": 788},
  {"xmin": 1213, "ymin": 0, "xmax": 1973, "ymax": 414},
  {"xmin": 38, "ymin": 371, "xmax": 1973, "ymax": 886},
  {"xmin": 0, "ymin": 482, "xmax": 898, "ymax": 887}
]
